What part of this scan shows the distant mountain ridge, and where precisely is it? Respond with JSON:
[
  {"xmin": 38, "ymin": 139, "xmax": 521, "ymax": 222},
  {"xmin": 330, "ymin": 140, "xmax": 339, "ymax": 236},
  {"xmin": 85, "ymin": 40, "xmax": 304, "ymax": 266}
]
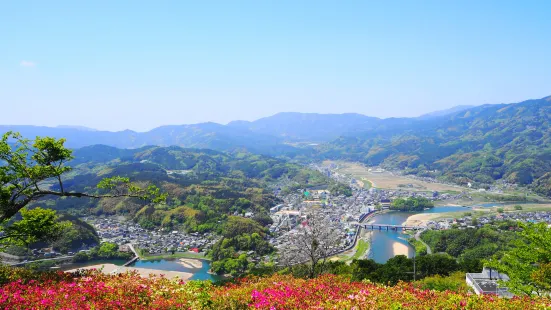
[
  {"xmin": 321, "ymin": 95, "xmax": 551, "ymax": 196},
  {"xmin": 228, "ymin": 112, "xmax": 380, "ymax": 141},
  {"xmin": 3, "ymin": 95, "xmax": 551, "ymax": 195},
  {"xmin": 417, "ymin": 105, "xmax": 475, "ymax": 120},
  {"xmin": 0, "ymin": 102, "xmax": 487, "ymax": 151},
  {"xmin": 56, "ymin": 125, "xmax": 98, "ymax": 131}
]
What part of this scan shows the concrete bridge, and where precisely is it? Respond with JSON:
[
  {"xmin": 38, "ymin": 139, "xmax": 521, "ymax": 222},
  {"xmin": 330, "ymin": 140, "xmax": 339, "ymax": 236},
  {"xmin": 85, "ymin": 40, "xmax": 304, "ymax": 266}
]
[
  {"xmin": 123, "ymin": 243, "xmax": 140, "ymax": 266},
  {"xmin": 355, "ymin": 223, "xmax": 424, "ymax": 231}
]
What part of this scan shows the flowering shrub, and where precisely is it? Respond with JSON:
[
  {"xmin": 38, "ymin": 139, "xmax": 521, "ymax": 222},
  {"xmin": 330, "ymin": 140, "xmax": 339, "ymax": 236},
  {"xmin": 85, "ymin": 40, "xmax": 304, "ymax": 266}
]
[
  {"xmin": 0, "ymin": 267, "xmax": 550, "ymax": 309},
  {"xmin": 210, "ymin": 274, "xmax": 551, "ymax": 309}
]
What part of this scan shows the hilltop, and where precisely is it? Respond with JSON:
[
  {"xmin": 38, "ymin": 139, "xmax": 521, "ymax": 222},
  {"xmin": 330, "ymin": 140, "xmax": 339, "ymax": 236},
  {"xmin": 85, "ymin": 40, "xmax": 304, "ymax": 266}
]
[
  {"xmin": 321, "ymin": 96, "xmax": 551, "ymax": 194},
  {"xmin": 34, "ymin": 145, "xmax": 328, "ymax": 230}
]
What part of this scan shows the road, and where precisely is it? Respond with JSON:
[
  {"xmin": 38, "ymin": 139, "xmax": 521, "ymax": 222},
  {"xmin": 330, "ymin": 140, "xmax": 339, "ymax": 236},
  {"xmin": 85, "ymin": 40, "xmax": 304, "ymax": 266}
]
[
  {"xmin": 415, "ymin": 230, "xmax": 432, "ymax": 254},
  {"xmin": 9, "ymin": 255, "xmax": 75, "ymax": 267}
]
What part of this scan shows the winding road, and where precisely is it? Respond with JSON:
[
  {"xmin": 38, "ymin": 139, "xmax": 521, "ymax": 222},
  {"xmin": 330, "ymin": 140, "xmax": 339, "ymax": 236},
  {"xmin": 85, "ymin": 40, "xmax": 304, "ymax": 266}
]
[{"xmin": 414, "ymin": 230, "xmax": 432, "ymax": 254}]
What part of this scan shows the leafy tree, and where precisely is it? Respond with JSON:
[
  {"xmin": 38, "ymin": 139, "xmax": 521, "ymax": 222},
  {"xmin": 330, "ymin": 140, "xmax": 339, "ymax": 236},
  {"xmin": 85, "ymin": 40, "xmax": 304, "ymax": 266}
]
[
  {"xmin": 72, "ymin": 242, "xmax": 132, "ymax": 262},
  {"xmin": 416, "ymin": 253, "xmax": 459, "ymax": 278},
  {"xmin": 0, "ymin": 207, "xmax": 70, "ymax": 249},
  {"xmin": 0, "ymin": 132, "xmax": 166, "ymax": 248},
  {"xmin": 390, "ymin": 197, "xmax": 434, "ymax": 211},
  {"xmin": 372, "ymin": 255, "xmax": 413, "ymax": 285},
  {"xmin": 486, "ymin": 222, "xmax": 551, "ymax": 296},
  {"xmin": 415, "ymin": 271, "xmax": 473, "ymax": 293},
  {"xmin": 328, "ymin": 182, "xmax": 352, "ymax": 197},
  {"xmin": 222, "ymin": 216, "xmax": 266, "ymax": 238},
  {"xmin": 350, "ymin": 259, "xmax": 380, "ymax": 281}
]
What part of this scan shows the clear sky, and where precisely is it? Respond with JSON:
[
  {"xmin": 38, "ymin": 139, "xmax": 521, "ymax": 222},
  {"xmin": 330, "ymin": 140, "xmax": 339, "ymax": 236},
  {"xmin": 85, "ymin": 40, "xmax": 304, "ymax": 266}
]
[{"xmin": 1, "ymin": 1, "xmax": 550, "ymax": 132}]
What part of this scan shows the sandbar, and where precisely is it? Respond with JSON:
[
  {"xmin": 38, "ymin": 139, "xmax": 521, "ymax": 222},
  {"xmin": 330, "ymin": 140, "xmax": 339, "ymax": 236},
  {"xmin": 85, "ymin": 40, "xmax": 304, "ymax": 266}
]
[
  {"xmin": 66, "ymin": 263, "xmax": 193, "ymax": 280},
  {"xmin": 178, "ymin": 258, "xmax": 203, "ymax": 269},
  {"xmin": 402, "ymin": 213, "xmax": 441, "ymax": 227},
  {"xmin": 392, "ymin": 242, "xmax": 410, "ymax": 256}
]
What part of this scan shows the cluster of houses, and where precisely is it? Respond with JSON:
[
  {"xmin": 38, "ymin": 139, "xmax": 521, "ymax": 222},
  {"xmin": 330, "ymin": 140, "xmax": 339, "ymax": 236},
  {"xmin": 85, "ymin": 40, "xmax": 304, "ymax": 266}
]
[
  {"xmin": 88, "ymin": 217, "xmax": 219, "ymax": 255},
  {"xmin": 427, "ymin": 211, "xmax": 551, "ymax": 230}
]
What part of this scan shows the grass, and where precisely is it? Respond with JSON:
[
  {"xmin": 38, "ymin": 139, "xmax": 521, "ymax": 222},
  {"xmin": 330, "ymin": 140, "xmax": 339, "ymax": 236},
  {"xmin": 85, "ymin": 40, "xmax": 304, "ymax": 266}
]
[
  {"xmin": 351, "ymin": 239, "xmax": 369, "ymax": 260},
  {"xmin": 408, "ymin": 238, "xmax": 427, "ymax": 256},
  {"xmin": 439, "ymin": 190, "xmax": 461, "ymax": 195},
  {"xmin": 361, "ymin": 178, "xmax": 373, "ymax": 189},
  {"xmin": 137, "ymin": 250, "xmax": 209, "ymax": 261},
  {"xmin": 330, "ymin": 237, "xmax": 370, "ymax": 263}
]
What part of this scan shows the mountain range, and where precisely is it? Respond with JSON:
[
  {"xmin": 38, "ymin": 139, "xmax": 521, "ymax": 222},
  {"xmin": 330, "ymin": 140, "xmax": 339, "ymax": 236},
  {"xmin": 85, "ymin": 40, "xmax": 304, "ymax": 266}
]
[
  {"xmin": 3, "ymin": 95, "xmax": 551, "ymax": 195},
  {"xmin": 2, "ymin": 103, "xmax": 478, "ymax": 151}
]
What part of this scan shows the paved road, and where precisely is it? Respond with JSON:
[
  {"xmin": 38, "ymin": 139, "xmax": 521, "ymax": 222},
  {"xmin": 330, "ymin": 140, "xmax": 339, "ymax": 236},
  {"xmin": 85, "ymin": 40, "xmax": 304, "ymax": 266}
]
[
  {"xmin": 127, "ymin": 243, "xmax": 139, "ymax": 257},
  {"xmin": 415, "ymin": 230, "xmax": 432, "ymax": 254},
  {"xmin": 9, "ymin": 255, "xmax": 75, "ymax": 266}
]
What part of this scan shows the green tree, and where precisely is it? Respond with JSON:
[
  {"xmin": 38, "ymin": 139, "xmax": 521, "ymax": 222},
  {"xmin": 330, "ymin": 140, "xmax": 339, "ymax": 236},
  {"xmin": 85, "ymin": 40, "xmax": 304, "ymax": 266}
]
[
  {"xmin": 0, "ymin": 132, "xmax": 166, "ymax": 248},
  {"xmin": 486, "ymin": 222, "xmax": 551, "ymax": 296},
  {"xmin": 350, "ymin": 259, "xmax": 380, "ymax": 281},
  {"xmin": 415, "ymin": 272, "xmax": 473, "ymax": 293},
  {"xmin": 416, "ymin": 253, "xmax": 459, "ymax": 278},
  {"xmin": 0, "ymin": 207, "xmax": 70, "ymax": 248}
]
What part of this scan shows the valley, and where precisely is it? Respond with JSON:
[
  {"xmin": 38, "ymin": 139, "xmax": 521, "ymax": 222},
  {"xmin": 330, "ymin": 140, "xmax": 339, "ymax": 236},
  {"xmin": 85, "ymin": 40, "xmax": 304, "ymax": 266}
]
[{"xmin": 3, "ymin": 94, "xmax": 551, "ymax": 303}]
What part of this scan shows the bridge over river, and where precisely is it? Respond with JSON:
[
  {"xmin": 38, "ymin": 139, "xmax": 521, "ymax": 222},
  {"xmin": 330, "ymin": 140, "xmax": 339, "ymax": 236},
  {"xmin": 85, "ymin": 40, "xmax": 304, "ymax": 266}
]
[{"xmin": 354, "ymin": 223, "xmax": 425, "ymax": 231}]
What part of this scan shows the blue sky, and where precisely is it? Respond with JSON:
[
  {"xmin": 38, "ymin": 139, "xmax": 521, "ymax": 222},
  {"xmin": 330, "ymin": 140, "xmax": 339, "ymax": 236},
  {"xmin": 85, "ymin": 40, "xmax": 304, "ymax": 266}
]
[{"xmin": 1, "ymin": 1, "xmax": 550, "ymax": 131}]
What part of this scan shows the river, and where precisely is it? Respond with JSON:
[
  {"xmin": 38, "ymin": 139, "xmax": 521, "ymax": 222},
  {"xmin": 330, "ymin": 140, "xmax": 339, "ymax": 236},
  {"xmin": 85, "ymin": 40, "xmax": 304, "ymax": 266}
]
[
  {"xmin": 367, "ymin": 204, "xmax": 496, "ymax": 263},
  {"xmin": 131, "ymin": 259, "xmax": 222, "ymax": 281},
  {"xmin": 62, "ymin": 258, "xmax": 221, "ymax": 281},
  {"xmin": 62, "ymin": 203, "xmax": 510, "ymax": 277}
]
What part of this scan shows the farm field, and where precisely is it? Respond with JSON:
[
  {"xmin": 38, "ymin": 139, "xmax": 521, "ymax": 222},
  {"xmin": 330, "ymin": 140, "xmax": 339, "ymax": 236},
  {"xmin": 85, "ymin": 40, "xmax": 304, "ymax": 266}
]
[{"xmin": 325, "ymin": 161, "xmax": 464, "ymax": 192}]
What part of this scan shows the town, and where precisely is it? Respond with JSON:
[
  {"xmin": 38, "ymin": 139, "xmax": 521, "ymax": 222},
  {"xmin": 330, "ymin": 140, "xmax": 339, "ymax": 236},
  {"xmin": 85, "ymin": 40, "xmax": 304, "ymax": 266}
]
[{"xmin": 87, "ymin": 217, "xmax": 219, "ymax": 256}]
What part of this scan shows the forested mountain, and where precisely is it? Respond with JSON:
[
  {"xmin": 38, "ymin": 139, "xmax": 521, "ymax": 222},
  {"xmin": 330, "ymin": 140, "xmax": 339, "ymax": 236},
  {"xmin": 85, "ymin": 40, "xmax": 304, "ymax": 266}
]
[
  {"xmin": 416, "ymin": 105, "xmax": 475, "ymax": 120},
  {"xmin": 4, "ymin": 95, "xmax": 551, "ymax": 195},
  {"xmin": 0, "ymin": 104, "xmax": 479, "ymax": 150},
  {"xmin": 227, "ymin": 112, "xmax": 380, "ymax": 141},
  {"xmin": 0, "ymin": 123, "xmax": 300, "ymax": 157},
  {"xmin": 321, "ymin": 96, "xmax": 551, "ymax": 194},
  {"xmin": 33, "ymin": 145, "xmax": 328, "ymax": 232}
]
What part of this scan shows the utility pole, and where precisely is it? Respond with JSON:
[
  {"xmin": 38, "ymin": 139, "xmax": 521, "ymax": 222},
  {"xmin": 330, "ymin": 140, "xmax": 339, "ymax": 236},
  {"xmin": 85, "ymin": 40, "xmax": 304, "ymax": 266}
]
[{"xmin": 413, "ymin": 249, "xmax": 416, "ymax": 281}]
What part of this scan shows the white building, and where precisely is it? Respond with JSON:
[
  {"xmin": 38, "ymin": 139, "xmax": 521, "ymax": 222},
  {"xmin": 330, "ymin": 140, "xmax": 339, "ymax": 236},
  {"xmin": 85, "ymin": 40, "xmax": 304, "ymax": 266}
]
[{"xmin": 466, "ymin": 268, "xmax": 513, "ymax": 297}]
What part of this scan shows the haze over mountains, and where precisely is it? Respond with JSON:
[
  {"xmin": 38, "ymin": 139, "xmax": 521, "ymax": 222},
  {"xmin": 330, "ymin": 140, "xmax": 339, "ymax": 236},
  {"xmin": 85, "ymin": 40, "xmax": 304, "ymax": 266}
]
[
  {"xmin": 3, "ymin": 101, "xmax": 486, "ymax": 150},
  {"xmin": 4, "ymin": 95, "xmax": 551, "ymax": 196}
]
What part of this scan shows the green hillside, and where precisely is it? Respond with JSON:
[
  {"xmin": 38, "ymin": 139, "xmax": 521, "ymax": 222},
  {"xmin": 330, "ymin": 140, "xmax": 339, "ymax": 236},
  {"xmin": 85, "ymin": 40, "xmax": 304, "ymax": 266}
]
[
  {"xmin": 33, "ymin": 145, "xmax": 328, "ymax": 232},
  {"xmin": 320, "ymin": 96, "xmax": 551, "ymax": 194}
]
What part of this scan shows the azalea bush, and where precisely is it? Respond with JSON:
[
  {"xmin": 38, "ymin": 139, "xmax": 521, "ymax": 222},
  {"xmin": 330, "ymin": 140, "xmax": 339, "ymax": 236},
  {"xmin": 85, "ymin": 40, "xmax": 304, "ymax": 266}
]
[
  {"xmin": 210, "ymin": 275, "xmax": 551, "ymax": 309},
  {"xmin": 0, "ymin": 267, "xmax": 550, "ymax": 309}
]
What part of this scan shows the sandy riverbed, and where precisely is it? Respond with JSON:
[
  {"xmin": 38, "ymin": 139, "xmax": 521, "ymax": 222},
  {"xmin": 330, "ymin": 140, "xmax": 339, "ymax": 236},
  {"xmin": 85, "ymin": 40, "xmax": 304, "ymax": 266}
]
[
  {"xmin": 178, "ymin": 258, "xmax": 203, "ymax": 269},
  {"xmin": 66, "ymin": 263, "xmax": 193, "ymax": 280},
  {"xmin": 402, "ymin": 213, "xmax": 443, "ymax": 227},
  {"xmin": 392, "ymin": 242, "xmax": 410, "ymax": 256}
]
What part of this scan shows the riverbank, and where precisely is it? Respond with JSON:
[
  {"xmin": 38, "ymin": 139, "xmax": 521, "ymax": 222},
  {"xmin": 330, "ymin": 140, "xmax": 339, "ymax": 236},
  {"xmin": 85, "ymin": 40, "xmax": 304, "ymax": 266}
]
[
  {"xmin": 401, "ymin": 213, "xmax": 441, "ymax": 227},
  {"xmin": 137, "ymin": 250, "xmax": 210, "ymax": 261},
  {"xmin": 178, "ymin": 258, "xmax": 203, "ymax": 269},
  {"xmin": 65, "ymin": 263, "xmax": 194, "ymax": 280}
]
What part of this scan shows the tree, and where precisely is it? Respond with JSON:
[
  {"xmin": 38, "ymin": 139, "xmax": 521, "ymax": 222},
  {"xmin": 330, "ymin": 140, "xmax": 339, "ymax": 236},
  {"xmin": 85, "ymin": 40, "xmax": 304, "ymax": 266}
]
[
  {"xmin": 350, "ymin": 258, "xmax": 380, "ymax": 281},
  {"xmin": 415, "ymin": 271, "xmax": 473, "ymax": 293},
  {"xmin": 416, "ymin": 253, "xmax": 459, "ymax": 278},
  {"xmin": 0, "ymin": 207, "xmax": 70, "ymax": 249},
  {"xmin": 0, "ymin": 132, "xmax": 166, "ymax": 248},
  {"xmin": 278, "ymin": 211, "xmax": 342, "ymax": 278},
  {"xmin": 486, "ymin": 222, "xmax": 551, "ymax": 296}
]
